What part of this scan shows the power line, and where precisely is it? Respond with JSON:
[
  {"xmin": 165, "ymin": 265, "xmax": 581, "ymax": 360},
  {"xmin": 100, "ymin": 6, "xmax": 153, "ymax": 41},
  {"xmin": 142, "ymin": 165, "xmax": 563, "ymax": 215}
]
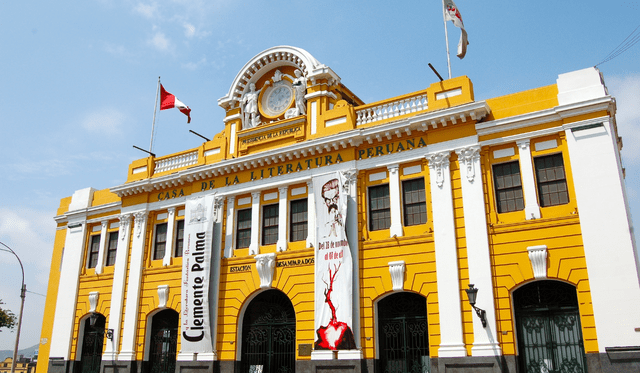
[{"xmin": 596, "ymin": 24, "xmax": 640, "ymax": 66}]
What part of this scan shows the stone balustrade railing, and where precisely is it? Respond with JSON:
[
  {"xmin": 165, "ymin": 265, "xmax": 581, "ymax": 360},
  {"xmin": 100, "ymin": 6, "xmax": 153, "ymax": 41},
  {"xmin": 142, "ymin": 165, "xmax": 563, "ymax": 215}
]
[
  {"xmin": 154, "ymin": 151, "xmax": 199, "ymax": 174},
  {"xmin": 356, "ymin": 94, "xmax": 428, "ymax": 126}
]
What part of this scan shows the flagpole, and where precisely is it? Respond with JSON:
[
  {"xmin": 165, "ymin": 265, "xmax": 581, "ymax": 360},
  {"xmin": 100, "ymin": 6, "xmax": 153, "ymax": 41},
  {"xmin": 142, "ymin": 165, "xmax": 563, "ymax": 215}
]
[
  {"xmin": 149, "ymin": 76, "xmax": 160, "ymax": 154},
  {"xmin": 442, "ymin": 0, "xmax": 452, "ymax": 79}
]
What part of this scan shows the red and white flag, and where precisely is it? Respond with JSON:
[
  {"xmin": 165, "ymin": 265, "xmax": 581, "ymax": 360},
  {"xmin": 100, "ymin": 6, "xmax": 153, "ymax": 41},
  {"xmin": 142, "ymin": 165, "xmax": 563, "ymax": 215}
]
[
  {"xmin": 160, "ymin": 84, "xmax": 191, "ymax": 123},
  {"xmin": 443, "ymin": 0, "xmax": 469, "ymax": 59}
]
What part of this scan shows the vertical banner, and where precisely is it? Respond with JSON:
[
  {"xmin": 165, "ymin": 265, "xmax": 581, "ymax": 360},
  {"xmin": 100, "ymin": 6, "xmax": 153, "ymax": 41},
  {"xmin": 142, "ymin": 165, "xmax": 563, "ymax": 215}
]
[
  {"xmin": 181, "ymin": 195, "xmax": 215, "ymax": 353},
  {"xmin": 314, "ymin": 172, "xmax": 356, "ymax": 350}
]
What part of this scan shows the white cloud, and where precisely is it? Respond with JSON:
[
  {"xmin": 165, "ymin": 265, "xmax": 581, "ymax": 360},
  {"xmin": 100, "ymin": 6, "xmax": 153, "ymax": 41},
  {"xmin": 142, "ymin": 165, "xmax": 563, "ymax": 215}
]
[
  {"xmin": 81, "ymin": 107, "xmax": 127, "ymax": 136},
  {"xmin": 183, "ymin": 23, "xmax": 196, "ymax": 38},
  {"xmin": 134, "ymin": 2, "xmax": 160, "ymax": 19},
  {"xmin": 0, "ymin": 208, "xmax": 56, "ymax": 285},
  {"xmin": 607, "ymin": 73, "xmax": 640, "ymax": 165},
  {"xmin": 182, "ymin": 57, "xmax": 207, "ymax": 70},
  {"xmin": 149, "ymin": 30, "xmax": 172, "ymax": 52}
]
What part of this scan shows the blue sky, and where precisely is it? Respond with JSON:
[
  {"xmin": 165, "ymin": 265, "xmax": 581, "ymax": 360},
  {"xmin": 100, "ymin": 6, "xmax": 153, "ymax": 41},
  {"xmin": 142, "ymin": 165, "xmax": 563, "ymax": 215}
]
[{"xmin": 1, "ymin": 0, "xmax": 639, "ymax": 351}]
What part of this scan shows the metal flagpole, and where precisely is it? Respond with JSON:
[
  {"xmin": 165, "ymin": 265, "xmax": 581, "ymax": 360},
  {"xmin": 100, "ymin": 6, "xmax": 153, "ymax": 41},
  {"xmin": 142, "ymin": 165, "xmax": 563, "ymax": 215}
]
[
  {"xmin": 442, "ymin": 0, "xmax": 452, "ymax": 79},
  {"xmin": 149, "ymin": 76, "xmax": 160, "ymax": 154}
]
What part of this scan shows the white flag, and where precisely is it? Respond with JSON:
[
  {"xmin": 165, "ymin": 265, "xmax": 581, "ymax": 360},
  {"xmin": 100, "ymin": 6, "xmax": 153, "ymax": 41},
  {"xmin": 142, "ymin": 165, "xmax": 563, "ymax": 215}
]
[{"xmin": 443, "ymin": 0, "xmax": 469, "ymax": 59}]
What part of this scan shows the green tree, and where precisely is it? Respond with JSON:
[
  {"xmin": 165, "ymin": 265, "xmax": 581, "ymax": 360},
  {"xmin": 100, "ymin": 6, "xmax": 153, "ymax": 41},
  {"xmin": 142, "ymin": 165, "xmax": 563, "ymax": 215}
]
[{"xmin": 0, "ymin": 300, "xmax": 16, "ymax": 330}]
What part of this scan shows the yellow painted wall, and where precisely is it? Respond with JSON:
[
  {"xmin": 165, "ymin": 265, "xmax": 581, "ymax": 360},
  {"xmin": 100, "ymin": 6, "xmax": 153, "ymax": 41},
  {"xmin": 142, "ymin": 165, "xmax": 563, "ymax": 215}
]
[{"xmin": 35, "ymin": 228, "xmax": 67, "ymax": 373}]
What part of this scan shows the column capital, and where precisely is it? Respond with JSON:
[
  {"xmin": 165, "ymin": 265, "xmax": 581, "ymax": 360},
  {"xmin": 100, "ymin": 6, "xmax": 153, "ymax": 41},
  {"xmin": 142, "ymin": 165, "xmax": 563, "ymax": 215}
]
[
  {"xmin": 426, "ymin": 151, "xmax": 451, "ymax": 188},
  {"xmin": 455, "ymin": 146, "xmax": 481, "ymax": 183},
  {"xmin": 516, "ymin": 139, "xmax": 531, "ymax": 150}
]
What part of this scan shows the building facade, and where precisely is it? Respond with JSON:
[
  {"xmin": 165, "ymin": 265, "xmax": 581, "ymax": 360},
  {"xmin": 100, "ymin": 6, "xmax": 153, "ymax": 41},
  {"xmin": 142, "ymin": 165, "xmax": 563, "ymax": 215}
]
[{"xmin": 37, "ymin": 46, "xmax": 640, "ymax": 373}]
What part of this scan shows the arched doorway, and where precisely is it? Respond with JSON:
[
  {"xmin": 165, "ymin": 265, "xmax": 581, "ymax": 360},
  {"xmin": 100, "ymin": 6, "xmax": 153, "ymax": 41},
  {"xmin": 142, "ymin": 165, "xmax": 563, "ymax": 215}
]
[
  {"xmin": 376, "ymin": 292, "xmax": 430, "ymax": 373},
  {"xmin": 514, "ymin": 280, "xmax": 587, "ymax": 373},
  {"xmin": 147, "ymin": 309, "xmax": 179, "ymax": 373},
  {"xmin": 77, "ymin": 313, "xmax": 105, "ymax": 373},
  {"xmin": 240, "ymin": 290, "xmax": 296, "ymax": 373}
]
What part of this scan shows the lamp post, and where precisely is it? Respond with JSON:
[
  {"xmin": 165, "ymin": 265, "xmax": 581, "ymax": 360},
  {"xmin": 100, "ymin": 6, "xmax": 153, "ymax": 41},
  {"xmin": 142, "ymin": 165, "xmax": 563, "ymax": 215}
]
[{"xmin": 0, "ymin": 241, "xmax": 26, "ymax": 373}]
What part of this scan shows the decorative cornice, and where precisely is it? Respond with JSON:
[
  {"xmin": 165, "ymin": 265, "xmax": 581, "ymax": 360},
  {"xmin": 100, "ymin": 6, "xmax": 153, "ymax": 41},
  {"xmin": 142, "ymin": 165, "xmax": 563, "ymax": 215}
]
[
  {"xmin": 111, "ymin": 102, "xmax": 489, "ymax": 198},
  {"xmin": 476, "ymin": 95, "xmax": 614, "ymax": 137}
]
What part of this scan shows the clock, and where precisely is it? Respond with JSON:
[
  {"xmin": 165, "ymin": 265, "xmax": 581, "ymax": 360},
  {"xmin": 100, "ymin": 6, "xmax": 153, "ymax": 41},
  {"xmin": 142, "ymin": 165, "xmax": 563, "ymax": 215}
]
[{"xmin": 260, "ymin": 81, "xmax": 294, "ymax": 118}]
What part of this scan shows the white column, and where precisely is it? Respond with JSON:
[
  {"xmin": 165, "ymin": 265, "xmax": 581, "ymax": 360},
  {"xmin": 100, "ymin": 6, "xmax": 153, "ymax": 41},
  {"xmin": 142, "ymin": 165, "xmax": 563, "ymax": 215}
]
[
  {"xmin": 208, "ymin": 196, "xmax": 225, "ymax": 360},
  {"xmin": 517, "ymin": 140, "xmax": 541, "ymax": 220},
  {"xmin": 343, "ymin": 169, "xmax": 362, "ymax": 353},
  {"xmin": 95, "ymin": 220, "xmax": 108, "ymax": 275},
  {"xmin": 49, "ymin": 222, "xmax": 88, "ymax": 360},
  {"xmin": 426, "ymin": 151, "xmax": 466, "ymax": 358},
  {"xmin": 249, "ymin": 191, "xmax": 261, "ymax": 255},
  {"xmin": 565, "ymin": 121, "xmax": 640, "ymax": 350},
  {"xmin": 224, "ymin": 196, "xmax": 235, "ymax": 258},
  {"xmin": 103, "ymin": 214, "xmax": 132, "ymax": 359},
  {"xmin": 118, "ymin": 211, "xmax": 148, "ymax": 361},
  {"xmin": 387, "ymin": 164, "xmax": 404, "ymax": 238},
  {"xmin": 306, "ymin": 181, "xmax": 316, "ymax": 249},
  {"xmin": 456, "ymin": 147, "xmax": 501, "ymax": 356},
  {"xmin": 163, "ymin": 207, "xmax": 176, "ymax": 266},
  {"xmin": 277, "ymin": 186, "xmax": 288, "ymax": 252}
]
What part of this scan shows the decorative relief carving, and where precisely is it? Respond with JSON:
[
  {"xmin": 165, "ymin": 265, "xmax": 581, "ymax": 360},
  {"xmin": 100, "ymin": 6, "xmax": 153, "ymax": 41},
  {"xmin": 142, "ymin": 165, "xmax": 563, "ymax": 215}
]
[
  {"xmin": 213, "ymin": 195, "xmax": 224, "ymax": 221},
  {"xmin": 340, "ymin": 169, "xmax": 357, "ymax": 194},
  {"xmin": 388, "ymin": 261, "xmax": 406, "ymax": 291},
  {"xmin": 89, "ymin": 291, "xmax": 99, "ymax": 313},
  {"xmin": 157, "ymin": 285, "xmax": 169, "ymax": 309},
  {"xmin": 255, "ymin": 253, "xmax": 276, "ymax": 289},
  {"xmin": 455, "ymin": 146, "xmax": 480, "ymax": 182},
  {"xmin": 426, "ymin": 152, "xmax": 451, "ymax": 188},
  {"xmin": 119, "ymin": 214, "xmax": 131, "ymax": 241},
  {"xmin": 527, "ymin": 245, "xmax": 548, "ymax": 279},
  {"xmin": 133, "ymin": 211, "xmax": 147, "ymax": 238}
]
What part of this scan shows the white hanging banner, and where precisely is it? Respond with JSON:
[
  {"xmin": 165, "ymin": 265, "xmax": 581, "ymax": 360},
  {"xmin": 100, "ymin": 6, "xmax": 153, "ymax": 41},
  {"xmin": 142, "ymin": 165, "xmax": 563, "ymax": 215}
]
[
  {"xmin": 313, "ymin": 172, "xmax": 356, "ymax": 350},
  {"xmin": 181, "ymin": 194, "xmax": 215, "ymax": 353}
]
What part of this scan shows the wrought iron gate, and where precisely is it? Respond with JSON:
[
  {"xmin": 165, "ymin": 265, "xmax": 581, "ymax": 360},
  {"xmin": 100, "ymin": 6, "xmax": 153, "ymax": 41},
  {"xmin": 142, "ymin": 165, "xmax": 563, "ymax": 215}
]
[
  {"xmin": 147, "ymin": 310, "xmax": 178, "ymax": 373},
  {"xmin": 78, "ymin": 315, "xmax": 105, "ymax": 373},
  {"xmin": 377, "ymin": 292, "xmax": 430, "ymax": 373},
  {"xmin": 514, "ymin": 281, "xmax": 587, "ymax": 373},
  {"xmin": 240, "ymin": 290, "xmax": 296, "ymax": 373}
]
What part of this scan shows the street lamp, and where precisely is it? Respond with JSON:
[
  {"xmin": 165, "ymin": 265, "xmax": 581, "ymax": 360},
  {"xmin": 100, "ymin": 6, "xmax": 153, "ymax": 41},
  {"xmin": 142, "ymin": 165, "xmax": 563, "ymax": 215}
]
[
  {"xmin": 464, "ymin": 284, "xmax": 487, "ymax": 328},
  {"xmin": 0, "ymin": 241, "xmax": 26, "ymax": 373}
]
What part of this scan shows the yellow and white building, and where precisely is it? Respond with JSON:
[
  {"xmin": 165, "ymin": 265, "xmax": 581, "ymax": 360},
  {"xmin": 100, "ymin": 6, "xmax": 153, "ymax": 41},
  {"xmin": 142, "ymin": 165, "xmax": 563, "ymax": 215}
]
[{"xmin": 37, "ymin": 46, "xmax": 640, "ymax": 373}]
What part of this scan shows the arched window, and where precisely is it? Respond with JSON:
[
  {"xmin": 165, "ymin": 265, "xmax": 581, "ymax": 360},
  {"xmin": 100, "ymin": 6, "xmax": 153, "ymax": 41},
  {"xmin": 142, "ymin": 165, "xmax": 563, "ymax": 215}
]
[
  {"xmin": 377, "ymin": 292, "xmax": 430, "ymax": 373},
  {"xmin": 77, "ymin": 313, "xmax": 105, "ymax": 373},
  {"xmin": 147, "ymin": 309, "xmax": 179, "ymax": 373},
  {"xmin": 514, "ymin": 280, "xmax": 587, "ymax": 373},
  {"xmin": 240, "ymin": 290, "xmax": 296, "ymax": 373}
]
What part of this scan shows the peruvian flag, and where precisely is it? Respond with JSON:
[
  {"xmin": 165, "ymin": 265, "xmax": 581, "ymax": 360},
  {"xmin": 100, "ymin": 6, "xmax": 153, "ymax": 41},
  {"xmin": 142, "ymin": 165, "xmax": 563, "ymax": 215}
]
[
  {"xmin": 443, "ymin": 0, "xmax": 469, "ymax": 59},
  {"xmin": 160, "ymin": 84, "xmax": 191, "ymax": 123}
]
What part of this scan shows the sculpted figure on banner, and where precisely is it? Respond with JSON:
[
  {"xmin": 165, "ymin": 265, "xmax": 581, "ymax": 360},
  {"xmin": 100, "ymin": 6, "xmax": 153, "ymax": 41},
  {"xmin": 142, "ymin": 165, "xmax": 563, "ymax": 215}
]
[
  {"xmin": 241, "ymin": 83, "xmax": 261, "ymax": 129},
  {"xmin": 292, "ymin": 69, "xmax": 307, "ymax": 116}
]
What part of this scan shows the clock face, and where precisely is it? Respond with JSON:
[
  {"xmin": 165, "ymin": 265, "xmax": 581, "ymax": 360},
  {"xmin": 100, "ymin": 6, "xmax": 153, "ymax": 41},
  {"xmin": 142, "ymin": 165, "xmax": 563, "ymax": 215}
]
[{"xmin": 262, "ymin": 83, "xmax": 293, "ymax": 117}]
